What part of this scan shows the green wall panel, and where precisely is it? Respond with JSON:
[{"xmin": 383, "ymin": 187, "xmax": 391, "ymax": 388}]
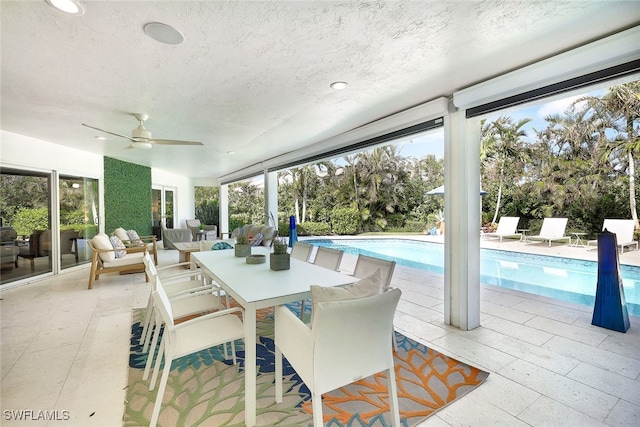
[{"xmin": 104, "ymin": 157, "xmax": 152, "ymax": 235}]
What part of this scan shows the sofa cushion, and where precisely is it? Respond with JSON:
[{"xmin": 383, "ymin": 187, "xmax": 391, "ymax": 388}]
[
  {"xmin": 109, "ymin": 236, "xmax": 127, "ymax": 258},
  {"xmin": 102, "ymin": 251, "xmax": 145, "ymax": 267},
  {"xmin": 113, "ymin": 227, "xmax": 130, "ymax": 242},
  {"xmin": 92, "ymin": 233, "xmax": 116, "ymax": 262}
]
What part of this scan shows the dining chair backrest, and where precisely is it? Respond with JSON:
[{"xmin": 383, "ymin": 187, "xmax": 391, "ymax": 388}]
[
  {"xmin": 152, "ymin": 279, "xmax": 175, "ymax": 329},
  {"xmin": 275, "ymin": 288, "xmax": 402, "ymax": 426},
  {"xmin": 290, "ymin": 242, "xmax": 313, "ymax": 262},
  {"xmin": 353, "ymin": 254, "xmax": 396, "ymax": 290},
  {"xmin": 143, "ymin": 252, "xmax": 158, "ymax": 281},
  {"xmin": 312, "ymin": 246, "xmax": 343, "ymax": 271}
]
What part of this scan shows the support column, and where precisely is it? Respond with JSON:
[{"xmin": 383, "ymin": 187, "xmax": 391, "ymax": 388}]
[
  {"xmin": 219, "ymin": 184, "xmax": 229, "ymax": 237},
  {"xmin": 443, "ymin": 109, "xmax": 481, "ymax": 330},
  {"xmin": 264, "ymin": 169, "xmax": 278, "ymax": 227}
]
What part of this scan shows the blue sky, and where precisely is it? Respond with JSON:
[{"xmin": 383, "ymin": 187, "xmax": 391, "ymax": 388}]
[{"xmin": 396, "ymin": 88, "xmax": 606, "ymax": 160}]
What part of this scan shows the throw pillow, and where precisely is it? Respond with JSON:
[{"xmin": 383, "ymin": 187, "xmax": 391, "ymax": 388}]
[
  {"xmin": 310, "ymin": 269, "xmax": 383, "ymax": 326},
  {"xmin": 127, "ymin": 229, "xmax": 144, "ymax": 245},
  {"xmin": 109, "ymin": 236, "xmax": 127, "ymax": 258},
  {"xmin": 212, "ymin": 241, "xmax": 234, "ymax": 250},
  {"xmin": 251, "ymin": 233, "xmax": 264, "ymax": 246},
  {"xmin": 92, "ymin": 233, "xmax": 116, "ymax": 263},
  {"xmin": 113, "ymin": 227, "xmax": 130, "ymax": 243}
]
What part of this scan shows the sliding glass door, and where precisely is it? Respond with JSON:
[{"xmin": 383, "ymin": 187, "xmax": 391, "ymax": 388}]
[
  {"xmin": 58, "ymin": 175, "xmax": 99, "ymax": 270},
  {"xmin": 0, "ymin": 168, "xmax": 100, "ymax": 286},
  {"xmin": 0, "ymin": 168, "xmax": 52, "ymax": 284}
]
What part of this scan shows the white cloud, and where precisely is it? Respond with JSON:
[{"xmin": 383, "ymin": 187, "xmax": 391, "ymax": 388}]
[{"xmin": 536, "ymin": 95, "xmax": 584, "ymax": 118}]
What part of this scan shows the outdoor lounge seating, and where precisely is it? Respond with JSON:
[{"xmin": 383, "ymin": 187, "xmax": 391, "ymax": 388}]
[
  {"xmin": 185, "ymin": 219, "xmax": 217, "ymax": 241},
  {"xmin": 586, "ymin": 219, "xmax": 639, "ymax": 254},
  {"xmin": 160, "ymin": 222, "xmax": 192, "ymax": 250},
  {"xmin": 229, "ymin": 224, "xmax": 278, "ymax": 247},
  {"xmin": 16, "ymin": 229, "xmax": 78, "ymax": 271},
  {"xmin": 1, "ymin": 245, "xmax": 19, "ymax": 269},
  {"xmin": 112, "ymin": 227, "xmax": 158, "ymax": 265},
  {"xmin": 527, "ymin": 217, "xmax": 571, "ymax": 247},
  {"xmin": 87, "ymin": 233, "xmax": 147, "ymax": 289},
  {"xmin": 482, "ymin": 216, "xmax": 521, "ymax": 242}
]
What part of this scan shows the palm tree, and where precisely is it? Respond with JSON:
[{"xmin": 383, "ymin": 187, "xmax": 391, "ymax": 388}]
[
  {"xmin": 481, "ymin": 116, "xmax": 531, "ymax": 223},
  {"xmin": 580, "ymin": 82, "xmax": 640, "ymax": 229}
]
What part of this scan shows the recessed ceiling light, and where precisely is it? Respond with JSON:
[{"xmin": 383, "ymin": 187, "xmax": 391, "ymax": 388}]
[
  {"xmin": 330, "ymin": 81, "xmax": 348, "ymax": 90},
  {"xmin": 143, "ymin": 22, "xmax": 184, "ymax": 45},
  {"xmin": 45, "ymin": 0, "xmax": 84, "ymax": 15},
  {"xmin": 94, "ymin": 136, "xmax": 106, "ymax": 140}
]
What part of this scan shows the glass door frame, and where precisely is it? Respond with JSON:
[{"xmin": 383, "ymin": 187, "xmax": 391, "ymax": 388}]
[
  {"xmin": 0, "ymin": 164, "xmax": 102, "ymax": 288},
  {"xmin": 152, "ymin": 185, "xmax": 177, "ymax": 228}
]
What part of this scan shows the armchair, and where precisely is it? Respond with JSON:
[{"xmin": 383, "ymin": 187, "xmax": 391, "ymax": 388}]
[
  {"xmin": 87, "ymin": 233, "xmax": 147, "ymax": 289},
  {"xmin": 112, "ymin": 227, "xmax": 158, "ymax": 265},
  {"xmin": 275, "ymin": 288, "xmax": 402, "ymax": 426},
  {"xmin": 160, "ymin": 222, "xmax": 192, "ymax": 250},
  {"xmin": 185, "ymin": 219, "xmax": 217, "ymax": 241}
]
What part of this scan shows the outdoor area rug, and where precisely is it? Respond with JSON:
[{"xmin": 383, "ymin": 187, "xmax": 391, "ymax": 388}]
[{"xmin": 124, "ymin": 305, "xmax": 488, "ymax": 427}]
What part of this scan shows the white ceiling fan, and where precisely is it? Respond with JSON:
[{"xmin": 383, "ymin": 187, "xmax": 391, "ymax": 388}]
[{"xmin": 82, "ymin": 113, "xmax": 204, "ymax": 149}]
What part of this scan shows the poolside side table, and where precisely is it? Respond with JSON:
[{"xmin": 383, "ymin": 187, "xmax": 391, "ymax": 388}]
[
  {"xmin": 569, "ymin": 232, "xmax": 588, "ymax": 248},
  {"xmin": 518, "ymin": 229, "xmax": 531, "ymax": 243}
]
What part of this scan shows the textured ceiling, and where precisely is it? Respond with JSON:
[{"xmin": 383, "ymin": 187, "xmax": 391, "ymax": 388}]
[{"xmin": 1, "ymin": 1, "xmax": 639, "ymax": 180}]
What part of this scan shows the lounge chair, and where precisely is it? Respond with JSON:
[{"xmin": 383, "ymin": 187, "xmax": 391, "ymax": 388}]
[
  {"xmin": 587, "ymin": 219, "xmax": 639, "ymax": 254},
  {"xmin": 482, "ymin": 216, "xmax": 521, "ymax": 242},
  {"xmin": 527, "ymin": 218, "xmax": 571, "ymax": 247}
]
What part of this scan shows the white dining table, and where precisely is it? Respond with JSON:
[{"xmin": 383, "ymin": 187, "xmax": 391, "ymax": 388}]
[{"xmin": 191, "ymin": 246, "xmax": 354, "ymax": 427}]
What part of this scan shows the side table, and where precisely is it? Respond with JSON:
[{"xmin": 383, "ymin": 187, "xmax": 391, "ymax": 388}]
[
  {"xmin": 569, "ymin": 232, "xmax": 587, "ymax": 247},
  {"xmin": 518, "ymin": 229, "xmax": 531, "ymax": 243}
]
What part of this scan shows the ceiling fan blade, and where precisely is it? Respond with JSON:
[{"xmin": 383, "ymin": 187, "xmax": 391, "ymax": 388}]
[
  {"xmin": 150, "ymin": 139, "xmax": 204, "ymax": 146},
  {"xmin": 82, "ymin": 123, "xmax": 134, "ymax": 142}
]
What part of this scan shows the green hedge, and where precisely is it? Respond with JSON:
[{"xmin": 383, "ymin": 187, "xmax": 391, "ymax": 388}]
[
  {"xmin": 12, "ymin": 207, "xmax": 49, "ymax": 236},
  {"xmin": 104, "ymin": 157, "xmax": 152, "ymax": 235},
  {"xmin": 297, "ymin": 221, "xmax": 331, "ymax": 236},
  {"xmin": 330, "ymin": 208, "xmax": 360, "ymax": 235}
]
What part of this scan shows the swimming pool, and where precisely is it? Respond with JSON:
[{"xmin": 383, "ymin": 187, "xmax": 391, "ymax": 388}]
[{"xmin": 306, "ymin": 238, "xmax": 640, "ymax": 316}]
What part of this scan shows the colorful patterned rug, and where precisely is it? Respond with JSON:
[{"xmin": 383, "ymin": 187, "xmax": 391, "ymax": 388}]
[{"xmin": 124, "ymin": 305, "xmax": 488, "ymax": 426}]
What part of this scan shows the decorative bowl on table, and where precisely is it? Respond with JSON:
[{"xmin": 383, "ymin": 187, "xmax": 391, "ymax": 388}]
[{"xmin": 246, "ymin": 254, "xmax": 266, "ymax": 264}]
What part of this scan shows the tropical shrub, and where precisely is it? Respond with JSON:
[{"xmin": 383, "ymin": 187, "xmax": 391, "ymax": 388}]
[
  {"xmin": 331, "ymin": 208, "xmax": 359, "ymax": 235},
  {"xmin": 12, "ymin": 207, "xmax": 49, "ymax": 236},
  {"xmin": 298, "ymin": 221, "xmax": 331, "ymax": 236}
]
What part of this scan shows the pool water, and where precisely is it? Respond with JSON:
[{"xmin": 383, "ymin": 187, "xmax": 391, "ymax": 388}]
[{"xmin": 306, "ymin": 238, "xmax": 640, "ymax": 316}]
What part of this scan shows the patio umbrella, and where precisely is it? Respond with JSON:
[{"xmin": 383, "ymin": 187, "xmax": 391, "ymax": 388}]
[
  {"xmin": 426, "ymin": 185, "xmax": 487, "ymax": 196},
  {"xmin": 288, "ymin": 215, "xmax": 298, "ymax": 248}
]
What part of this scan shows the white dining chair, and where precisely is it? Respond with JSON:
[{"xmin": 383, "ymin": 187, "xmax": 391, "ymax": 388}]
[
  {"xmin": 142, "ymin": 276, "xmax": 229, "ymax": 381},
  {"xmin": 299, "ymin": 246, "xmax": 345, "ymax": 319},
  {"xmin": 275, "ymin": 288, "xmax": 402, "ymax": 427},
  {"xmin": 353, "ymin": 254, "xmax": 396, "ymax": 290},
  {"xmin": 353, "ymin": 254, "xmax": 398, "ymax": 349},
  {"xmin": 290, "ymin": 241, "xmax": 313, "ymax": 262},
  {"xmin": 140, "ymin": 253, "xmax": 220, "ymax": 352},
  {"xmin": 147, "ymin": 283, "xmax": 245, "ymax": 427},
  {"xmin": 312, "ymin": 246, "xmax": 343, "ymax": 271}
]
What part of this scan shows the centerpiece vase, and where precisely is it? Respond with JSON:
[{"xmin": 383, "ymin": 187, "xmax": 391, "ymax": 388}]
[
  {"xmin": 270, "ymin": 253, "xmax": 290, "ymax": 271},
  {"xmin": 235, "ymin": 244, "xmax": 251, "ymax": 257}
]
